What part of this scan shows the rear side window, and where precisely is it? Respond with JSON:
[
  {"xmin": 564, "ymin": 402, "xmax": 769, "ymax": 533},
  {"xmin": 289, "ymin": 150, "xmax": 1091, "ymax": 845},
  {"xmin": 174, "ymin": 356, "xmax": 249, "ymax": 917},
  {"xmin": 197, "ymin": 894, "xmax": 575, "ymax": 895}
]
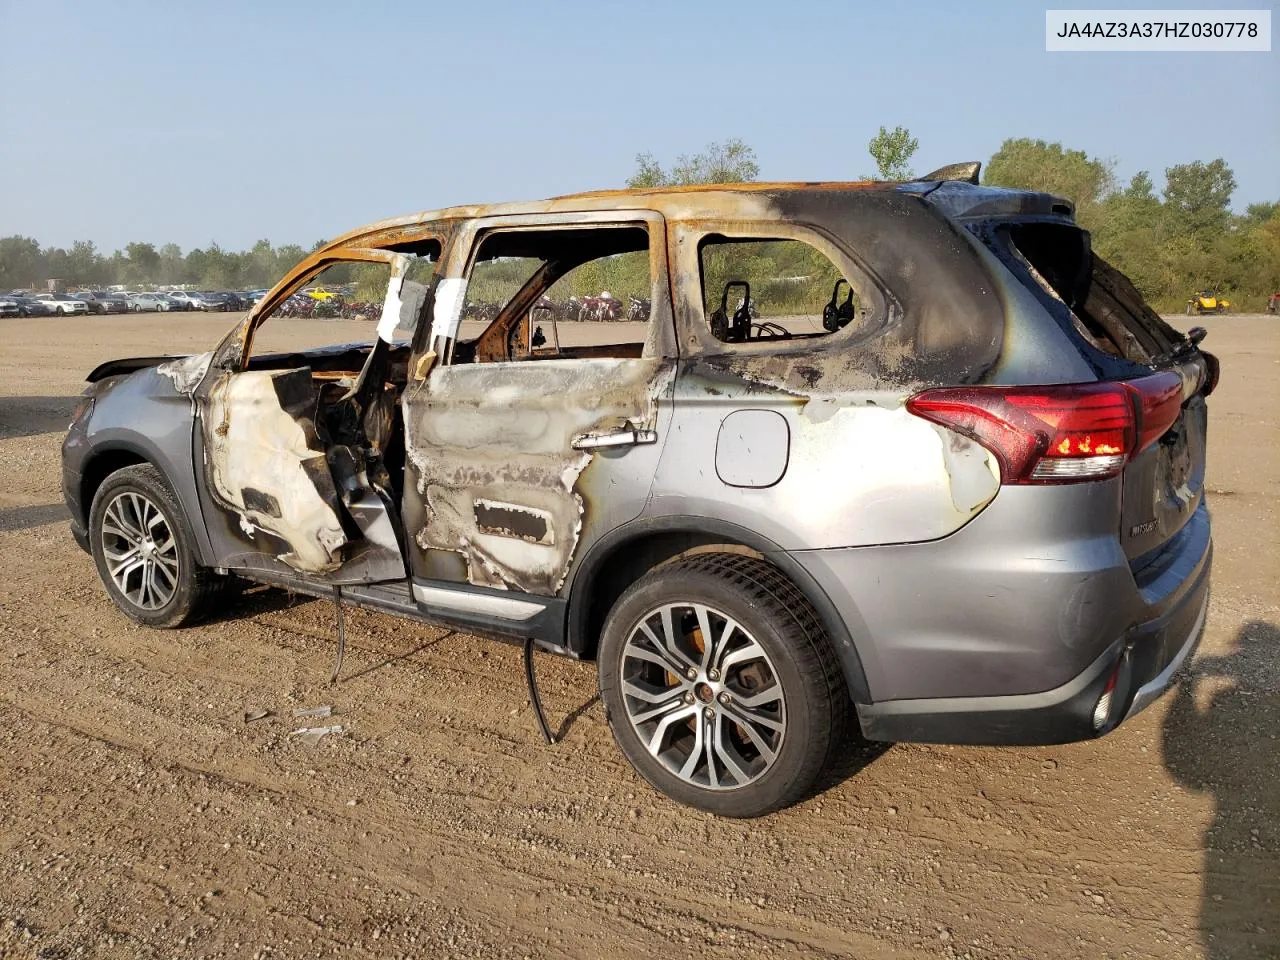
[
  {"xmin": 697, "ymin": 236, "xmax": 861, "ymax": 345},
  {"xmin": 1000, "ymin": 222, "xmax": 1180, "ymax": 363}
]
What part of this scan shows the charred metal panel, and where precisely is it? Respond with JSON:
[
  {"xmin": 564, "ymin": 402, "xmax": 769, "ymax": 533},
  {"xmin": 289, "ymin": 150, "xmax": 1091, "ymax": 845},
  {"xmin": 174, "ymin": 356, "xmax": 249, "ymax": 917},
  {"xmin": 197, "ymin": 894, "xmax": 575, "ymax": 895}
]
[
  {"xmin": 654, "ymin": 188, "xmax": 1012, "ymax": 551},
  {"xmin": 402, "ymin": 359, "xmax": 674, "ymax": 595},
  {"xmin": 86, "ymin": 355, "xmax": 180, "ymax": 383},
  {"xmin": 71, "ymin": 365, "xmax": 221, "ymax": 567},
  {"xmin": 201, "ymin": 368, "xmax": 348, "ymax": 573},
  {"xmin": 241, "ymin": 487, "xmax": 282, "ymax": 518},
  {"xmin": 475, "ymin": 499, "xmax": 555, "ymax": 546},
  {"xmin": 157, "ymin": 352, "xmax": 213, "ymax": 396},
  {"xmin": 671, "ymin": 190, "xmax": 1006, "ymax": 392}
]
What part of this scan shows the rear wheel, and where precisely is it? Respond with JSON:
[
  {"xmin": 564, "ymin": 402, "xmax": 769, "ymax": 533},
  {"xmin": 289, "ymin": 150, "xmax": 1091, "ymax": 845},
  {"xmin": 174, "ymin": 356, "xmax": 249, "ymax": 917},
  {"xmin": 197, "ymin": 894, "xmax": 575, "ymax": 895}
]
[
  {"xmin": 89, "ymin": 464, "xmax": 222, "ymax": 628},
  {"xmin": 598, "ymin": 553, "xmax": 848, "ymax": 817}
]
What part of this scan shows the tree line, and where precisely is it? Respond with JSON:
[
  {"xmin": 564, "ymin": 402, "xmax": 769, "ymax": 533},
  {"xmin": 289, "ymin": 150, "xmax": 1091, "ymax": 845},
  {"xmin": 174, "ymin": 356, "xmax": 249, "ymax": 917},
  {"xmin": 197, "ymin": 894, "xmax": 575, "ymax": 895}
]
[
  {"xmin": 0, "ymin": 237, "xmax": 323, "ymax": 293},
  {"xmin": 3, "ymin": 133, "xmax": 1276, "ymax": 312}
]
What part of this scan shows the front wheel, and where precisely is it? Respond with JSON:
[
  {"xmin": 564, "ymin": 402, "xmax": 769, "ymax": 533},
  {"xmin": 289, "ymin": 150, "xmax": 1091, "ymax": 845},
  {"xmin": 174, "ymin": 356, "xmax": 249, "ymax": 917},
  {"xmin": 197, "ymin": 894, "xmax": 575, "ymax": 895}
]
[
  {"xmin": 598, "ymin": 553, "xmax": 849, "ymax": 817},
  {"xmin": 89, "ymin": 464, "xmax": 223, "ymax": 628}
]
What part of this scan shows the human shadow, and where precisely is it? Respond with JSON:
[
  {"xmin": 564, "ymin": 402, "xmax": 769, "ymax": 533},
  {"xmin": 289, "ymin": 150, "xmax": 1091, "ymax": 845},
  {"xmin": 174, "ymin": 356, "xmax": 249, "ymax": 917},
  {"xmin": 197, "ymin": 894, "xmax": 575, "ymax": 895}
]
[
  {"xmin": 0, "ymin": 395, "xmax": 80, "ymax": 440},
  {"xmin": 1162, "ymin": 620, "xmax": 1280, "ymax": 958}
]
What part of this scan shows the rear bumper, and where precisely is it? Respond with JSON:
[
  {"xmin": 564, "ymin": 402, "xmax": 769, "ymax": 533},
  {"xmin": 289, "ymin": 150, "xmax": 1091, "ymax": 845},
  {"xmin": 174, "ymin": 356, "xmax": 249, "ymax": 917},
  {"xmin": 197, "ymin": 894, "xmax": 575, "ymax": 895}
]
[
  {"xmin": 786, "ymin": 482, "xmax": 1212, "ymax": 746},
  {"xmin": 857, "ymin": 552, "xmax": 1208, "ymax": 744}
]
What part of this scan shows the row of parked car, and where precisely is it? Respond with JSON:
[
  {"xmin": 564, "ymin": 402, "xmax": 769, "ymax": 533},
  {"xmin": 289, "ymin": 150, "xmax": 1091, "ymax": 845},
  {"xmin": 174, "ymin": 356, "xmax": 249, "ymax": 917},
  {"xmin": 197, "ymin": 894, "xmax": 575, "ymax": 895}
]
[{"xmin": 0, "ymin": 288, "xmax": 269, "ymax": 317}]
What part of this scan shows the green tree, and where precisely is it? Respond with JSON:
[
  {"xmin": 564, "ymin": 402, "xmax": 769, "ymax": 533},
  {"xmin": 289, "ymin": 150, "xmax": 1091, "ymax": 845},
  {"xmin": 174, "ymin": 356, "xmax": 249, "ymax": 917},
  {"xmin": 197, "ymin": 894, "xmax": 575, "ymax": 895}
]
[
  {"xmin": 273, "ymin": 244, "xmax": 306, "ymax": 281},
  {"xmin": 867, "ymin": 125, "xmax": 919, "ymax": 180},
  {"xmin": 626, "ymin": 138, "xmax": 760, "ymax": 187},
  {"xmin": 158, "ymin": 243, "xmax": 185, "ymax": 285},
  {"xmin": 1092, "ymin": 172, "xmax": 1165, "ymax": 299},
  {"xmin": 184, "ymin": 248, "xmax": 207, "ymax": 285},
  {"xmin": 1163, "ymin": 159, "xmax": 1236, "ymax": 236},
  {"xmin": 67, "ymin": 240, "xmax": 105, "ymax": 286},
  {"xmin": 1243, "ymin": 201, "xmax": 1280, "ymax": 226},
  {"xmin": 124, "ymin": 242, "xmax": 161, "ymax": 284},
  {"xmin": 0, "ymin": 235, "xmax": 44, "ymax": 289},
  {"xmin": 44, "ymin": 247, "xmax": 71, "ymax": 285},
  {"xmin": 627, "ymin": 154, "xmax": 668, "ymax": 189}
]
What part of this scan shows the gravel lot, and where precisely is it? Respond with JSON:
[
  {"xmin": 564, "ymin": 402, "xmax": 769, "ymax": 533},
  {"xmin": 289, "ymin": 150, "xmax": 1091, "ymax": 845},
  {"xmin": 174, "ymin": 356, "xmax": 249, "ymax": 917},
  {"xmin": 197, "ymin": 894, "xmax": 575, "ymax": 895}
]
[{"xmin": 0, "ymin": 312, "xmax": 1276, "ymax": 959}]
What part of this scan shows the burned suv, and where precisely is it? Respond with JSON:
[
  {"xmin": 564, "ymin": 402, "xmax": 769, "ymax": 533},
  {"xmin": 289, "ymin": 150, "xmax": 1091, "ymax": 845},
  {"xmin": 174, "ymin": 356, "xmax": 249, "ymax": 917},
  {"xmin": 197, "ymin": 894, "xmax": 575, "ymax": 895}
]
[{"xmin": 62, "ymin": 167, "xmax": 1215, "ymax": 817}]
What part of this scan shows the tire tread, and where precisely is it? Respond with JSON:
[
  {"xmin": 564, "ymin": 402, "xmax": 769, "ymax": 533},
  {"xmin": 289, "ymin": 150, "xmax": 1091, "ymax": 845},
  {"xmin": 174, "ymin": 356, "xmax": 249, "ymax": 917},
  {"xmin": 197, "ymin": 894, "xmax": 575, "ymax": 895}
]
[
  {"xmin": 90, "ymin": 463, "xmax": 222, "ymax": 628},
  {"xmin": 599, "ymin": 551, "xmax": 851, "ymax": 816}
]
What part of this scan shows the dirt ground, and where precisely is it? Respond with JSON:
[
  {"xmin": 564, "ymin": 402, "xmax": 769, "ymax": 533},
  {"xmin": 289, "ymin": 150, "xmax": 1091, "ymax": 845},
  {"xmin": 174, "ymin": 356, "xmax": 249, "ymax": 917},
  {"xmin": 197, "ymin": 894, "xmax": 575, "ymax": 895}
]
[{"xmin": 0, "ymin": 312, "xmax": 1276, "ymax": 960}]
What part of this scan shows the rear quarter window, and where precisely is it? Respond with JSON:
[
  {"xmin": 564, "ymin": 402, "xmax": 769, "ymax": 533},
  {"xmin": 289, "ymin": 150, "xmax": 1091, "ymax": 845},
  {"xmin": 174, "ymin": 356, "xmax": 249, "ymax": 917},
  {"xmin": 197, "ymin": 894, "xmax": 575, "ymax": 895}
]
[
  {"xmin": 994, "ymin": 220, "xmax": 1181, "ymax": 363},
  {"xmin": 693, "ymin": 234, "xmax": 876, "ymax": 351}
]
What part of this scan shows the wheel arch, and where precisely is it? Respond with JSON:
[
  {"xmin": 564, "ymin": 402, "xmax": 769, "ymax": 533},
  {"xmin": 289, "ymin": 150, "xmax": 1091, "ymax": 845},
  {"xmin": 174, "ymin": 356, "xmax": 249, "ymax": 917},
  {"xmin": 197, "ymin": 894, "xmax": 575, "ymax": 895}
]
[
  {"xmin": 79, "ymin": 444, "xmax": 150, "ymax": 525},
  {"xmin": 564, "ymin": 516, "xmax": 872, "ymax": 704},
  {"xmin": 79, "ymin": 439, "xmax": 217, "ymax": 566}
]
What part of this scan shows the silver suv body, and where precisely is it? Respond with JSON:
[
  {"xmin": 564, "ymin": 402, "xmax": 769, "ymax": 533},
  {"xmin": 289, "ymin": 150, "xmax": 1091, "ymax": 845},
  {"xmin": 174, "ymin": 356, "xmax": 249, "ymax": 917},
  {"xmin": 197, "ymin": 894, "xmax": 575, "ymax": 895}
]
[{"xmin": 62, "ymin": 172, "xmax": 1215, "ymax": 815}]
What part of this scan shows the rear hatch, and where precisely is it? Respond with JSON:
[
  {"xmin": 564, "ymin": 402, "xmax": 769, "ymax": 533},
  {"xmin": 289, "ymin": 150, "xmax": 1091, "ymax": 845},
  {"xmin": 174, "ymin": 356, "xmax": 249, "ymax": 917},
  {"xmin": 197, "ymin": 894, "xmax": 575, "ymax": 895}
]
[{"xmin": 990, "ymin": 221, "xmax": 1217, "ymax": 563}]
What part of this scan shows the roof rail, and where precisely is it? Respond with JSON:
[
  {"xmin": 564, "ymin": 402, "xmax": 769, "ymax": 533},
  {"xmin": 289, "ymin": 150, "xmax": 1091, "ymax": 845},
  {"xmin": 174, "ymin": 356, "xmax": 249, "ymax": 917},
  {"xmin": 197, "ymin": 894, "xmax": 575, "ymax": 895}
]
[{"xmin": 915, "ymin": 161, "xmax": 982, "ymax": 185}]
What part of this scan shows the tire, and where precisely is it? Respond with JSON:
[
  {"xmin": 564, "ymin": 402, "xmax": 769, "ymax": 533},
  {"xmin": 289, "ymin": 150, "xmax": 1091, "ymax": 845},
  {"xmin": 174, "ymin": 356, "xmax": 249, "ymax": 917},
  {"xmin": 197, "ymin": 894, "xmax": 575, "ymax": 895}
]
[
  {"xmin": 598, "ymin": 552, "xmax": 849, "ymax": 817},
  {"xmin": 89, "ymin": 464, "xmax": 222, "ymax": 628}
]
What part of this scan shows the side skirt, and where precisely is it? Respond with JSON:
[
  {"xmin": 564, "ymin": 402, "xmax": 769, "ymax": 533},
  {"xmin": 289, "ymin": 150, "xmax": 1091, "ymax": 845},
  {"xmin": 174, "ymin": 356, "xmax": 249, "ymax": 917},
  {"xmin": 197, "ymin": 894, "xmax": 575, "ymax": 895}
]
[{"xmin": 236, "ymin": 571, "xmax": 574, "ymax": 657}]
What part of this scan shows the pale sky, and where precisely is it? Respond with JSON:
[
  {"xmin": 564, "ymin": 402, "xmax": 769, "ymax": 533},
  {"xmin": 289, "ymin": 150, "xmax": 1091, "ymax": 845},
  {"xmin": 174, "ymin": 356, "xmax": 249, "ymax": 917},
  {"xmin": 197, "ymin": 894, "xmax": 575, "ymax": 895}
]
[{"xmin": 1, "ymin": 0, "xmax": 1276, "ymax": 253}]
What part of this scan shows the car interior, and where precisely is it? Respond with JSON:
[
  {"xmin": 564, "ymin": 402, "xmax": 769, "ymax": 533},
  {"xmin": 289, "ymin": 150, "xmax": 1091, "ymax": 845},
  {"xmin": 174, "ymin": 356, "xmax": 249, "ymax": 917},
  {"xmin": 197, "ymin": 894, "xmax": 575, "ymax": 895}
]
[
  {"xmin": 697, "ymin": 235, "xmax": 856, "ymax": 344},
  {"xmin": 231, "ymin": 246, "xmax": 438, "ymax": 526},
  {"xmin": 457, "ymin": 226, "xmax": 653, "ymax": 364},
  {"xmin": 213, "ymin": 227, "xmax": 661, "ymax": 566}
]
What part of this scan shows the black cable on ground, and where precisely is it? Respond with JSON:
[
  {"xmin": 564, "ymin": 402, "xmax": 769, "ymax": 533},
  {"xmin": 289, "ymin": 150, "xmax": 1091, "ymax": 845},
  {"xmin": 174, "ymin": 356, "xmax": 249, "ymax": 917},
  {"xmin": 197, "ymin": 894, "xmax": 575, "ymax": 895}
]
[
  {"xmin": 329, "ymin": 586, "xmax": 346, "ymax": 685},
  {"xmin": 523, "ymin": 637, "xmax": 554, "ymax": 744}
]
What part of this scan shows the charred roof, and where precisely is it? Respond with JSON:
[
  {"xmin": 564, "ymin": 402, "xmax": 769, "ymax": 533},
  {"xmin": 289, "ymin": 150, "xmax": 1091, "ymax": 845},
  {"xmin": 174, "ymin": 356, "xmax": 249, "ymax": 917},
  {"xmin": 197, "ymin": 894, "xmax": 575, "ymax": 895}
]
[{"xmin": 324, "ymin": 176, "xmax": 1073, "ymax": 257}]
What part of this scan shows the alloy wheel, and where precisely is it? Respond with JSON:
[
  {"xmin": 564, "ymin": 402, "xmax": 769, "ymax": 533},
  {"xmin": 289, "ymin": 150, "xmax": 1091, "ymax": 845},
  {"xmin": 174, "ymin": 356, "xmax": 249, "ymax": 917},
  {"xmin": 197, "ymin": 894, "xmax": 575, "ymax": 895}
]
[
  {"xmin": 620, "ymin": 602, "xmax": 786, "ymax": 791},
  {"xmin": 100, "ymin": 491, "xmax": 180, "ymax": 610}
]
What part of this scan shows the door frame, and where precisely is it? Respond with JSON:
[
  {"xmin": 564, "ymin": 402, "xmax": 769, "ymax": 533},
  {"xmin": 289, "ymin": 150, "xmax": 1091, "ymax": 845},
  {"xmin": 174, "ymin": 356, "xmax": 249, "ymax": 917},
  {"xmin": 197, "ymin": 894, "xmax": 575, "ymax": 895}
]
[
  {"xmin": 190, "ymin": 248, "xmax": 432, "ymax": 583},
  {"xmin": 399, "ymin": 210, "xmax": 679, "ymax": 605}
]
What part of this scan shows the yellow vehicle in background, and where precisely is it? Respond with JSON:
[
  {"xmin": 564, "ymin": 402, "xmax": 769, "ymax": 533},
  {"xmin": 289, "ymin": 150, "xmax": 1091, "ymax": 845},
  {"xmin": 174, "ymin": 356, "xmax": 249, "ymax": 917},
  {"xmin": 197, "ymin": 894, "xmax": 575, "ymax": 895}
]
[
  {"xmin": 304, "ymin": 287, "xmax": 339, "ymax": 302},
  {"xmin": 1187, "ymin": 289, "xmax": 1229, "ymax": 315}
]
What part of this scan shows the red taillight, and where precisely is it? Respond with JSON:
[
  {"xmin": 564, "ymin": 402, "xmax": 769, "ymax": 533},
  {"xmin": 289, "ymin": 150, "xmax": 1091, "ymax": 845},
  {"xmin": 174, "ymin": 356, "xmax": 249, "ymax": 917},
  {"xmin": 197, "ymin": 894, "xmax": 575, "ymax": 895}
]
[
  {"xmin": 906, "ymin": 373, "xmax": 1185, "ymax": 485},
  {"xmin": 1127, "ymin": 372, "xmax": 1184, "ymax": 453}
]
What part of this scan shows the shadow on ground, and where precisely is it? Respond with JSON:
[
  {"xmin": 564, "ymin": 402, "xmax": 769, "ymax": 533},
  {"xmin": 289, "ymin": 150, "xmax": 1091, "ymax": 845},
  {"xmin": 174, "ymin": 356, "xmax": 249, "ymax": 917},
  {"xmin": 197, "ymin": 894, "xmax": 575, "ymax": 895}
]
[
  {"xmin": 0, "ymin": 502, "xmax": 70, "ymax": 533},
  {"xmin": 201, "ymin": 582, "xmax": 320, "ymax": 626},
  {"xmin": 0, "ymin": 396, "xmax": 80, "ymax": 440},
  {"xmin": 1163, "ymin": 620, "xmax": 1280, "ymax": 958}
]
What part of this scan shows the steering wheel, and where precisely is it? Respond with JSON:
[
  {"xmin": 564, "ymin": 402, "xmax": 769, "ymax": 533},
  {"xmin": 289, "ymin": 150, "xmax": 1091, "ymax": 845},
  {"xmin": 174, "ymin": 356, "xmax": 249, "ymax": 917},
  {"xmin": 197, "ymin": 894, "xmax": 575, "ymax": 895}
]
[{"xmin": 749, "ymin": 320, "xmax": 791, "ymax": 340}]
